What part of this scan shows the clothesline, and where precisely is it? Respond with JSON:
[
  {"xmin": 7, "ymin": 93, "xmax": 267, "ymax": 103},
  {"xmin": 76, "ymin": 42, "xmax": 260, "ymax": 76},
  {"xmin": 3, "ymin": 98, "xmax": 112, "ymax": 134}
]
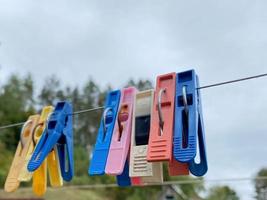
[{"xmin": 0, "ymin": 72, "xmax": 267, "ymax": 131}]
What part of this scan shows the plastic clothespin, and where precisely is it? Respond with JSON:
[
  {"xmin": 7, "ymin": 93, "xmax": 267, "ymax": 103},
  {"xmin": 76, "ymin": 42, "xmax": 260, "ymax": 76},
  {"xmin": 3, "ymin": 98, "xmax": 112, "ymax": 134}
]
[
  {"xmin": 89, "ymin": 90, "xmax": 121, "ymax": 175},
  {"xmin": 168, "ymin": 159, "xmax": 189, "ymax": 176},
  {"xmin": 129, "ymin": 90, "xmax": 163, "ymax": 184},
  {"xmin": 31, "ymin": 106, "xmax": 63, "ymax": 196},
  {"xmin": 47, "ymin": 146, "xmax": 63, "ymax": 187},
  {"xmin": 173, "ymin": 70, "xmax": 208, "ymax": 176},
  {"xmin": 105, "ymin": 87, "xmax": 137, "ymax": 175},
  {"xmin": 28, "ymin": 101, "xmax": 74, "ymax": 181},
  {"xmin": 147, "ymin": 73, "xmax": 176, "ymax": 162},
  {"xmin": 116, "ymin": 159, "xmax": 131, "ymax": 187},
  {"xmin": 4, "ymin": 115, "xmax": 40, "ymax": 192}
]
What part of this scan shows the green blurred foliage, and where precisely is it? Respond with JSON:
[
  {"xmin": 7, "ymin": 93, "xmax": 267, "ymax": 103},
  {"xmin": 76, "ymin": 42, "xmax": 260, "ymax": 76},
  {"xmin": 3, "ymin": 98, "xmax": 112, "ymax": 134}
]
[
  {"xmin": 0, "ymin": 74, "xmax": 35, "ymax": 150},
  {"xmin": 206, "ymin": 185, "xmax": 239, "ymax": 200},
  {"xmin": 254, "ymin": 168, "xmax": 267, "ymax": 200}
]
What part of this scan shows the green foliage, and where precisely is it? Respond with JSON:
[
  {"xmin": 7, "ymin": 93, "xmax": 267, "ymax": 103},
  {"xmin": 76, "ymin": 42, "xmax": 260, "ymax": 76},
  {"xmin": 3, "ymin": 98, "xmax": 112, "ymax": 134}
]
[
  {"xmin": 0, "ymin": 74, "xmax": 35, "ymax": 150},
  {"xmin": 206, "ymin": 185, "xmax": 239, "ymax": 200},
  {"xmin": 125, "ymin": 79, "xmax": 153, "ymax": 91},
  {"xmin": 0, "ymin": 141, "xmax": 13, "ymax": 186},
  {"xmin": 254, "ymin": 168, "xmax": 267, "ymax": 200}
]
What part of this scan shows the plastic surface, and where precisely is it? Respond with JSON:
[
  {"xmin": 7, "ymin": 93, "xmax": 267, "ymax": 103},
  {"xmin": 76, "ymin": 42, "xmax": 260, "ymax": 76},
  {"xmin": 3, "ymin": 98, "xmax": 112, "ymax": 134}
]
[
  {"xmin": 168, "ymin": 159, "xmax": 189, "ymax": 176},
  {"xmin": 105, "ymin": 87, "xmax": 137, "ymax": 175},
  {"xmin": 32, "ymin": 106, "xmax": 53, "ymax": 196},
  {"xmin": 116, "ymin": 160, "xmax": 131, "ymax": 187},
  {"xmin": 129, "ymin": 90, "xmax": 163, "ymax": 184},
  {"xmin": 28, "ymin": 101, "xmax": 74, "ymax": 181},
  {"xmin": 31, "ymin": 106, "xmax": 63, "ymax": 196},
  {"xmin": 89, "ymin": 90, "xmax": 121, "ymax": 175},
  {"xmin": 173, "ymin": 70, "xmax": 208, "ymax": 176},
  {"xmin": 47, "ymin": 147, "xmax": 63, "ymax": 187},
  {"xmin": 188, "ymin": 76, "xmax": 208, "ymax": 176},
  {"xmin": 4, "ymin": 115, "xmax": 40, "ymax": 192},
  {"xmin": 147, "ymin": 73, "xmax": 176, "ymax": 162},
  {"xmin": 173, "ymin": 70, "xmax": 197, "ymax": 162}
]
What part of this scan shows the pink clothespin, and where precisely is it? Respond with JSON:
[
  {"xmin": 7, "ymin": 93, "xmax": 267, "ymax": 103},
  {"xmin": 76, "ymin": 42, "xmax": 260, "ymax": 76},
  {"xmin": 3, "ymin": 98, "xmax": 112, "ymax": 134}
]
[{"xmin": 105, "ymin": 87, "xmax": 138, "ymax": 175}]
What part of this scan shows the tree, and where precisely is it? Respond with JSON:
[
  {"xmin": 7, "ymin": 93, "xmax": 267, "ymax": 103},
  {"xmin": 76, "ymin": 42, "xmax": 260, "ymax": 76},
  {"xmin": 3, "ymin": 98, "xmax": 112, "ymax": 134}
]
[
  {"xmin": 254, "ymin": 168, "xmax": 267, "ymax": 200},
  {"xmin": 125, "ymin": 79, "xmax": 153, "ymax": 91},
  {"xmin": 0, "ymin": 74, "xmax": 35, "ymax": 150},
  {"xmin": 206, "ymin": 185, "xmax": 239, "ymax": 200},
  {"xmin": 38, "ymin": 75, "xmax": 66, "ymax": 106}
]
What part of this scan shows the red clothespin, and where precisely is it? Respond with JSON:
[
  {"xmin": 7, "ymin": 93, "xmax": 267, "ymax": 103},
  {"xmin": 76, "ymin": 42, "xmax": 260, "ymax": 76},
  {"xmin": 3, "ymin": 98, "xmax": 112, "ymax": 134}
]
[
  {"xmin": 147, "ymin": 72, "xmax": 189, "ymax": 176},
  {"xmin": 147, "ymin": 73, "xmax": 176, "ymax": 162}
]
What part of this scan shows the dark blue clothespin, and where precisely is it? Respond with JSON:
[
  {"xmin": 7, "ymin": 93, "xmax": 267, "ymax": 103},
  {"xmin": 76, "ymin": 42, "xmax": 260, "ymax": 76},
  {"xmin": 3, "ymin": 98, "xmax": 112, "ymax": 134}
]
[
  {"xmin": 173, "ymin": 70, "xmax": 208, "ymax": 176},
  {"xmin": 28, "ymin": 101, "xmax": 74, "ymax": 181},
  {"xmin": 89, "ymin": 90, "xmax": 121, "ymax": 175},
  {"xmin": 116, "ymin": 160, "xmax": 131, "ymax": 187}
]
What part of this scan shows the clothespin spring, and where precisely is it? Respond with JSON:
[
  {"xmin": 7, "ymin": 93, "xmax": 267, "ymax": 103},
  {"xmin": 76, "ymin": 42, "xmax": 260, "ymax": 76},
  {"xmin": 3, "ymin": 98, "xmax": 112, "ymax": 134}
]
[
  {"xmin": 102, "ymin": 107, "xmax": 112, "ymax": 139},
  {"xmin": 158, "ymin": 88, "xmax": 166, "ymax": 136},
  {"xmin": 181, "ymin": 86, "xmax": 189, "ymax": 149},
  {"xmin": 20, "ymin": 120, "xmax": 33, "ymax": 149}
]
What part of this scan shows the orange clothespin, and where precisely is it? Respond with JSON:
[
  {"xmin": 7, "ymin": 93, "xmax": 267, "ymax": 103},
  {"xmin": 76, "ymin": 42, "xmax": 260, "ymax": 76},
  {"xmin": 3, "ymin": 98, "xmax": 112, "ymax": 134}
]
[
  {"xmin": 147, "ymin": 73, "xmax": 176, "ymax": 162},
  {"xmin": 147, "ymin": 73, "xmax": 189, "ymax": 176}
]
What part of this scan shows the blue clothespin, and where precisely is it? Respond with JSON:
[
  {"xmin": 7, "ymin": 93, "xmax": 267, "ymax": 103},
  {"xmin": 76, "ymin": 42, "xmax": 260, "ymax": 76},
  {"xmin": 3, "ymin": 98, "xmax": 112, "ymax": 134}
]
[
  {"xmin": 28, "ymin": 101, "xmax": 74, "ymax": 181},
  {"xmin": 89, "ymin": 90, "xmax": 121, "ymax": 175},
  {"xmin": 173, "ymin": 70, "xmax": 208, "ymax": 176},
  {"xmin": 116, "ymin": 160, "xmax": 131, "ymax": 187}
]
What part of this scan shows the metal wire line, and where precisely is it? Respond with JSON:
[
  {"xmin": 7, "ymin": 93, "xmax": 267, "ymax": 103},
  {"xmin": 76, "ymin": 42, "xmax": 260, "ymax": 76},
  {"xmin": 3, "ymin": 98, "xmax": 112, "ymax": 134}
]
[{"xmin": 0, "ymin": 72, "xmax": 267, "ymax": 131}]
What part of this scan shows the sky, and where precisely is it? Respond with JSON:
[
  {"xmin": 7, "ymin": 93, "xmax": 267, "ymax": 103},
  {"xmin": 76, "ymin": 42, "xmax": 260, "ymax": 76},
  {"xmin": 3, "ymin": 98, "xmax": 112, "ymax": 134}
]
[{"xmin": 1, "ymin": 0, "xmax": 267, "ymax": 199}]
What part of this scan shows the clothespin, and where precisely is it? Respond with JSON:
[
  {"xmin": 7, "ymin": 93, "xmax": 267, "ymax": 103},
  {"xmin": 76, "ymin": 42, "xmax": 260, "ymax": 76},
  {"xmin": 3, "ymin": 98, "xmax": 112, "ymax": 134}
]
[
  {"xmin": 28, "ymin": 101, "xmax": 74, "ymax": 181},
  {"xmin": 89, "ymin": 90, "xmax": 121, "ymax": 175},
  {"xmin": 46, "ymin": 146, "xmax": 63, "ymax": 187},
  {"xmin": 105, "ymin": 87, "xmax": 137, "ymax": 175},
  {"xmin": 116, "ymin": 160, "xmax": 131, "ymax": 187},
  {"xmin": 168, "ymin": 159, "xmax": 189, "ymax": 176},
  {"xmin": 4, "ymin": 115, "xmax": 40, "ymax": 192},
  {"xmin": 129, "ymin": 90, "xmax": 163, "ymax": 184},
  {"xmin": 31, "ymin": 106, "xmax": 63, "ymax": 196},
  {"xmin": 147, "ymin": 73, "xmax": 189, "ymax": 176},
  {"xmin": 173, "ymin": 70, "xmax": 208, "ymax": 176},
  {"xmin": 147, "ymin": 73, "xmax": 176, "ymax": 162}
]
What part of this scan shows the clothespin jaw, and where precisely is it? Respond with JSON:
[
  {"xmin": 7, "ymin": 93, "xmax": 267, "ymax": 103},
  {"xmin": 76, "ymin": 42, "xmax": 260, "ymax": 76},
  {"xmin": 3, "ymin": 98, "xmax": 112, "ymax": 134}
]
[
  {"xmin": 188, "ymin": 76, "xmax": 208, "ymax": 176},
  {"xmin": 28, "ymin": 101, "xmax": 74, "ymax": 182},
  {"xmin": 129, "ymin": 90, "xmax": 163, "ymax": 183},
  {"xmin": 4, "ymin": 115, "xmax": 40, "ymax": 193},
  {"xmin": 147, "ymin": 73, "xmax": 176, "ymax": 162},
  {"xmin": 116, "ymin": 160, "xmax": 131, "ymax": 187},
  {"xmin": 89, "ymin": 90, "xmax": 121, "ymax": 175},
  {"xmin": 173, "ymin": 70, "xmax": 198, "ymax": 163},
  {"xmin": 173, "ymin": 70, "xmax": 208, "ymax": 176},
  {"xmin": 168, "ymin": 159, "xmax": 189, "ymax": 176},
  {"xmin": 47, "ymin": 147, "xmax": 63, "ymax": 187},
  {"xmin": 32, "ymin": 106, "xmax": 53, "ymax": 196},
  {"xmin": 32, "ymin": 106, "xmax": 63, "ymax": 196},
  {"xmin": 105, "ymin": 87, "xmax": 137, "ymax": 175},
  {"xmin": 56, "ymin": 102, "xmax": 74, "ymax": 181}
]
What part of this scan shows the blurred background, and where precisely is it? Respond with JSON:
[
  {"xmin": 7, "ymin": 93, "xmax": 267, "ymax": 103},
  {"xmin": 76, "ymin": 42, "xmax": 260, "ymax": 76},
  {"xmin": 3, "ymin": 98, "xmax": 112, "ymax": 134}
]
[{"xmin": 1, "ymin": 0, "xmax": 267, "ymax": 199}]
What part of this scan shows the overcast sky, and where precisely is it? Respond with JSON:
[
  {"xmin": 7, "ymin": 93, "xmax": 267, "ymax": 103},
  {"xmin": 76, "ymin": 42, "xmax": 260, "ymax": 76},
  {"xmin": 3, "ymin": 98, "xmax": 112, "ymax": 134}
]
[{"xmin": 1, "ymin": 0, "xmax": 267, "ymax": 199}]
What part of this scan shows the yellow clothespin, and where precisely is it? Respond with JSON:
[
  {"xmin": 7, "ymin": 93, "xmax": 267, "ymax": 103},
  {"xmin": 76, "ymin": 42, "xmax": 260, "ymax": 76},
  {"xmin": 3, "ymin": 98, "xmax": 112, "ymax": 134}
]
[
  {"xmin": 47, "ymin": 146, "xmax": 63, "ymax": 187},
  {"xmin": 4, "ymin": 115, "xmax": 40, "ymax": 192},
  {"xmin": 32, "ymin": 106, "xmax": 63, "ymax": 196}
]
